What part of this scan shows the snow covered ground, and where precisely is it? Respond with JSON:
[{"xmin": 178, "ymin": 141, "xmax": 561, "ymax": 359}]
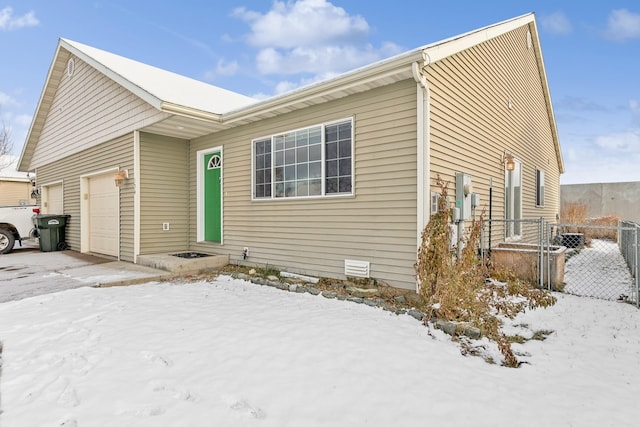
[
  {"xmin": 1, "ymin": 275, "xmax": 639, "ymax": 427},
  {"xmin": 564, "ymin": 239, "xmax": 636, "ymax": 301}
]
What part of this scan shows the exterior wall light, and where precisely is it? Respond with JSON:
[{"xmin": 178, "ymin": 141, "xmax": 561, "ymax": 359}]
[
  {"xmin": 503, "ymin": 152, "xmax": 515, "ymax": 171},
  {"xmin": 115, "ymin": 169, "xmax": 128, "ymax": 188}
]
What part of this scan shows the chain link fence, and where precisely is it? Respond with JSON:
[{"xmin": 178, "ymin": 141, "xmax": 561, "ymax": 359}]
[{"xmin": 481, "ymin": 218, "xmax": 639, "ymax": 307}]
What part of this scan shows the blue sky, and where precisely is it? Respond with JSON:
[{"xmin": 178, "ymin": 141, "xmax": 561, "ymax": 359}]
[{"xmin": 1, "ymin": 1, "xmax": 639, "ymax": 184}]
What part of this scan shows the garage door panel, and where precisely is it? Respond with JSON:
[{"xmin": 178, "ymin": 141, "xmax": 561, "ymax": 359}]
[{"xmin": 88, "ymin": 174, "xmax": 119, "ymax": 257}]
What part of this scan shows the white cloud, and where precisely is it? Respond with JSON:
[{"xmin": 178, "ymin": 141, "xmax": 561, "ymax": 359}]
[
  {"xmin": 255, "ymin": 44, "xmax": 381, "ymax": 75},
  {"xmin": 604, "ymin": 9, "xmax": 640, "ymax": 41},
  {"xmin": 0, "ymin": 91, "xmax": 18, "ymax": 109},
  {"xmin": 540, "ymin": 11, "xmax": 572, "ymax": 35},
  {"xmin": 630, "ymin": 99, "xmax": 640, "ymax": 126},
  {"xmin": 234, "ymin": 0, "xmax": 369, "ymax": 48},
  {"xmin": 594, "ymin": 129, "xmax": 640, "ymax": 152},
  {"xmin": 233, "ymin": 0, "xmax": 403, "ymax": 92},
  {"xmin": 561, "ymin": 129, "xmax": 640, "ymax": 184},
  {"xmin": 0, "ymin": 6, "xmax": 39, "ymax": 31}
]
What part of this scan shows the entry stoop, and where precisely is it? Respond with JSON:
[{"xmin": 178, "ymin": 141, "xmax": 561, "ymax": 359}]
[{"xmin": 136, "ymin": 252, "xmax": 229, "ymax": 274}]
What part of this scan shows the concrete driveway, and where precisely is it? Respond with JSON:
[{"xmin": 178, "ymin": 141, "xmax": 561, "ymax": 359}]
[{"xmin": 0, "ymin": 242, "xmax": 171, "ymax": 303}]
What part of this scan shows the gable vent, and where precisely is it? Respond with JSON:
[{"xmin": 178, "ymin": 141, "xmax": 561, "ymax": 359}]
[
  {"xmin": 67, "ymin": 58, "xmax": 75, "ymax": 77},
  {"xmin": 344, "ymin": 259, "xmax": 370, "ymax": 278}
]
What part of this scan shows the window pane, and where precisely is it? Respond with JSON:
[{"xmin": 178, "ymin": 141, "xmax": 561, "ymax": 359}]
[
  {"xmin": 297, "ymin": 180, "xmax": 309, "ymax": 197},
  {"xmin": 285, "ymin": 182, "xmax": 296, "ymax": 197},
  {"xmin": 275, "ymin": 151, "xmax": 284, "ymax": 166},
  {"xmin": 338, "ymin": 122, "xmax": 352, "ymax": 139},
  {"xmin": 275, "ymin": 183, "xmax": 284, "ymax": 197},
  {"xmin": 309, "ymin": 179, "xmax": 322, "ymax": 196},
  {"xmin": 326, "ymin": 160, "xmax": 337, "ymax": 177},
  {"xmin": 297, "ymin": 163, "xmax": 308, "ymax": 179},
  {"xmin": 325, "ymin": 125, "xmax": 337, "ymax": 142},
  {"xmin": 309, "ymin": 127, "xmax": 321, "ymax": 144},
  {"xmin": 326, "ymin": 177, "xmax": 338, "ymax": 193},
  {"xmin": 309, "ymin": 161, "xmax": 321, "ymax": 178},
  {"xmin": 326, "ymin": 142, "xmax": 337, "ymax": 159},
  {"xmin": 285, "ymin": 148, "xmax": 295, "ymax": 164},
  {"xmin": 256, "ymin": 170, "xmax": 264, "ymax": 184},
  {"xmin": 285, "ymin": 133, "xmax": 295, "ymax": 149},
  {"xmin": 339, "ymin": 159, "xmax": 351, "ymax": 176},
  {"xmin": 256, "ymin": 185, "xmax": 264, "ymax": 198},
  {"xmin": 275, "ymin": 167, "xmax": 284, "ymax": 182},
  {"xmin": 285, "ymin": 165, "xmax": 296, "ymax": 181},
  {"xmin": 309, "ymin": 144, "xmax": 321, "ymax": 161},
  {"xmin": 297, "ymin": 146, "xmax": 308, "ymax": 162},
  {"xmin": 339, "ymin": 139, "xmax": 351, "ymax": 157},
  {"xmin": 339, "ymin": 177, "xmax": 352, "ymax": 193},
  {"xmin": 274, "ymin": 136, "xmax": 284, "ymax": 150},
  {"xmin": 296, "ymin": 129, "xmax": 309, "ymax": 146}
]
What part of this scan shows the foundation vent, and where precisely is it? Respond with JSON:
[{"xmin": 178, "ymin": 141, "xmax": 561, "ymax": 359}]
[{"xmin": 344, "ymin": 259, "xmax": 370, "ymax": 278}]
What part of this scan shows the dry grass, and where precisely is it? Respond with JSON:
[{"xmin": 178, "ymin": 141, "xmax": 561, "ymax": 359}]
[
  {"xmin": 560, "ymin": 202, "xmax": 619, "ymax": 242},
  {"xmin": 416, "ymin": 176, "xmax": 556, "ymax": 367}
]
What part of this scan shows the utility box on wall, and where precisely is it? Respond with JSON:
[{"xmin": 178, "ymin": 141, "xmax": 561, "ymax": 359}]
[{"xmin": 455, "ymin": 172, "xmax": 473, "ymax": 220}]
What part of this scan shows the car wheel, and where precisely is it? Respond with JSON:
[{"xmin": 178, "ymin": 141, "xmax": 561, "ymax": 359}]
[{"xmin": 0, "ymin": 229, "xmax": 16, "ymax": 254}]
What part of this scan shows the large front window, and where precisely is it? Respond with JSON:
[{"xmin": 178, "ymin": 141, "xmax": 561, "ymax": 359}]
[{"xmin": 253, "ymin": 119, "xmax": 353, "ymax": 199}]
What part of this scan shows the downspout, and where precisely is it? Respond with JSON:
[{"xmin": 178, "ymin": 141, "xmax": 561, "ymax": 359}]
[
  {"xmin": 413, "ymin": 56, "xmax": 430, "ymax": 293},
  {"xmin": 133, "ymin": 131, "xmax": 141, "ymax": 263}
]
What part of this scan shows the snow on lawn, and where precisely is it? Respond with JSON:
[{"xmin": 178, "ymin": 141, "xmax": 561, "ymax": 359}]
[
  {"xmin": 564, "ymin": 239, "xmax": 635, "ymax": 301},
  {"xmin": 1, "ymin": 276, "xmax": 640, "ymax": 427}
]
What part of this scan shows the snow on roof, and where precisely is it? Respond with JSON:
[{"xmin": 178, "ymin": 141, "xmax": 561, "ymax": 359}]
[
  {"xmin": 61, "ymin": 38, "xmax": 258, "ymax": 115},
  {"xmin": 0, "ymin": 155, "xmax": 31, "ymax": 181}
]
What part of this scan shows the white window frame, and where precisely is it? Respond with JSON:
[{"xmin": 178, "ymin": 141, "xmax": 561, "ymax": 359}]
[
  {"xmin": 535, "ymin": 168, "xmax": 545, "ymax": 207},
  {"xmin": 505, "ymin": 158, "xmax": 522, "ymax": 240},
  {"xmin": 251, "ymin": 117, "xmax": 354, "ymax": 200}
]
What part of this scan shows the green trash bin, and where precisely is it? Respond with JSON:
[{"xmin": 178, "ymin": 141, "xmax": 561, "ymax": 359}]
[{"xmin": 35, "ymin": 214, "xmax": 70, "ymax": 252}]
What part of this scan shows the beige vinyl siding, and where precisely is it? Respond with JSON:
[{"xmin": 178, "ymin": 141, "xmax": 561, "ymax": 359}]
[
  {"xmin": 0, "ymin": 180, "xmax": 35, "ymax": 206},
  {"xmin": 139, "ymin": 132, "xmax": 189, "ymax": 254},
  {"xmin": 427, "ymin": 24, "xmax": 560, "ymax": 245},
  {"xmin": 35, "ymin": 134, "xmax": 135, "ymax": 261},
  {"xmin": 190, "ymin": 81, "xmax": 419, "ymax": 289},
  {"xmin": 29, "ymin": 52, "xmax": 168, "ymax": 170}
]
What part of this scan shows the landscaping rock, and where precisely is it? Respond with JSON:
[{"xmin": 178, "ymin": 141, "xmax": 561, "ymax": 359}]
[
  {"xmin": 363, "ymin": 299, "xmax": 378, "ymax": 307},
  {"xmin": 393, "ymin": 295, "xmax": 407, "ymax": 304},
  {"xmin": 306, "ymin": 288, "xmax": 321, "ymax": 296},
  {"xmin": 346, "ymin": 287, "xmax": 380, "ymax": 298},
  {"xmin": 267, "ymin": 275, "xmax": 280, "ymax": 282},
  {"xmin": 322, "ymin": 291, "xmax": 337, "ymax": 299},
  {"xmin": 346, "ymin": 297, "xmax": 364, "ymax": 304},
  {"xmin": 458, "ymin": 323, "xmax": 482, "ymax": 340},
  {"xmin": 435, "ymin": 320, "xmax": 457, "ymax": 336},
  {"xmin": 288, "ymin": 284, "xmax": 298, "ymax": 292},
  {"xmin": 408, "ymin": 309, "xmax": 425, "ymax": 321},
  {"xmin": 236, "ymin": 273, "xmax": 250, "ymax": 281}
]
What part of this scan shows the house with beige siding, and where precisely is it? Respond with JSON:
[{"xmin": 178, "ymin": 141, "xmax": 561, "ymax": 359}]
[
  {"xmin": 18, "ymin": 13, "xmax": 563, "ymax": 291},
  {"xmin": 0, "ymin": 159, "xmax": 36, "ymax": 206}
]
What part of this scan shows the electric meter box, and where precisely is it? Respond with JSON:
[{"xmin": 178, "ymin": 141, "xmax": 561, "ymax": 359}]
[{"xmin": 455, "ymin": 172, "xmax": 472, "ymax": 220}]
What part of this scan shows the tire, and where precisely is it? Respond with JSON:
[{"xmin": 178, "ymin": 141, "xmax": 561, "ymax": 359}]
[
  {"xmin": 56, "ymin": 241, "xmax": 68, "ymax": 251},
  {"xmin": 0, "ymin": 228, "xmax": 16, "ymax": 255}
]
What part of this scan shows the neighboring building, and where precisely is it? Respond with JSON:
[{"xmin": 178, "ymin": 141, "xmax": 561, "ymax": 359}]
[
  {"xmin": 561, "ymin": 182, "xmax": 640, "ymax": 224},
  {"xmin": 0, "ymin": 157, "xmax": 36, "ymax": 206},
  {"xmin": 18, "ymin": 13, "xmax": 563, "ymax": 290}
]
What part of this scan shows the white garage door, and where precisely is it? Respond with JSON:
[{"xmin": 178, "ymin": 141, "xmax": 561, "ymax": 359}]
[
  {"xmin": 88, "ymin": 173, "xmax": 119, "ymax": 257},
  {"xmin": 45, "ymin": 183, "xmax": 63, "ymax": 214}
]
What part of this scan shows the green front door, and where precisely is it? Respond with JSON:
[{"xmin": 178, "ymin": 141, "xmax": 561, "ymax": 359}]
[{"xmin": 204, "ymin": 151, "xmax": 222, "ymax": 242}]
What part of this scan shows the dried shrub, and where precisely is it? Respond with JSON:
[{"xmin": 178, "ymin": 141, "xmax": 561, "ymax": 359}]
[
  {"xmin": 560, "ymin": 202, "xmax": 588, "ymax": 224},
  {"xmin": 416, "ymin": 176, "xmax": 556, "ymax": 367},
  {"xmin": 560, "ymin": 203, "xmax": 619, "ymax": 242}
]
